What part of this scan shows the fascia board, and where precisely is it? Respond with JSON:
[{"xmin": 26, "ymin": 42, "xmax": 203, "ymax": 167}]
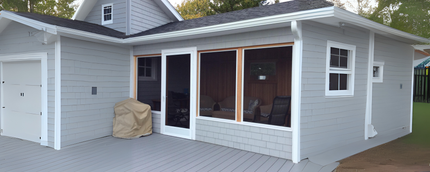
[
  {"xmin": 156, "ymin": 0, "xmax": 184, "ymax": 22},
  {"xmin": 124, "ymin": 6, "xmax": 335, "ymax": 44},
  {"xmin": 0, "ymin": 11, "xmax": 57, "ymax": 34},
  {"xmin": 333, "ymin": 7, "xmax": 430, "ymax": 44},
  {"xmin": 72, "ymin": 0, "xmax": 98, "ymax": 21}
]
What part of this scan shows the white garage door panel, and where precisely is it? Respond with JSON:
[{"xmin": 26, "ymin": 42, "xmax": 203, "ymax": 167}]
[
  {"xmin": 2, "ymin": 61, "xmax": 41, "ymax": 143},
  {"xmin": 3, "ymin": 110, "xmax": 41, "ymax": 143}
]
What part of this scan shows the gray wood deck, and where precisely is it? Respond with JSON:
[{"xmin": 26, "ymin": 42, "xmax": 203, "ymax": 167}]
[{"xmin": 0, "ymin": 134, "xmax": 338, "ymax": 172}]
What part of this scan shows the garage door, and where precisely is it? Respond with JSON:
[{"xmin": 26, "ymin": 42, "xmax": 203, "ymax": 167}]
[{"xmin": 2, "ymin": 61, "xmax": 41, "ymax": 143}]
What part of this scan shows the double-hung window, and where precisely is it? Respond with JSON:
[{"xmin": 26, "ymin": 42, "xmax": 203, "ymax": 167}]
[
  {"xmin": 325, "ymin": 41, "xmax": 356, "ymax": 96},
  {"xmin": 102, "ymin": 4, "xmax": 113, "ymax": 25}
]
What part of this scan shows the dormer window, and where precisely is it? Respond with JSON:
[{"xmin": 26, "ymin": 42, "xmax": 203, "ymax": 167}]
[{"xmin": 102, "ymin": 4, "xmax": 113, "ymax": 25}]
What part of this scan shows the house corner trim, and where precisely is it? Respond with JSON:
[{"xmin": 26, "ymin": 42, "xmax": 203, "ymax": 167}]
[
  {"xmin": 54, "ymin": 36, "xmax": 62, "ymax": 150},
  {"xmin": 365, "ymin": 31, "xmax": 375, "ymax": 140},
  {"xmin": 291, "ymin": 20, "xmax": 302, "ymax": 163}
]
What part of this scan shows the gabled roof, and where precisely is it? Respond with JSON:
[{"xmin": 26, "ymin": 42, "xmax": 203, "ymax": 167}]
[
  {"xmin": 10, "ymin": 11, "xmax": 126, "ymax": 38},
  {"xmin": 72, "ymin": 0, "xmax": 183, "ymax": 22},
  {"xmin": 128, "ymin": 0, "xmax": 333, "ymax": 37}
]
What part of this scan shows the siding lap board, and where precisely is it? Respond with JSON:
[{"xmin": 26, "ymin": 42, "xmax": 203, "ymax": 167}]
[
  {"xmin": 84, "ymin": 0, "xmax": 127, "ymax": 33},
  {"xmin": 131, "ymin": 0, "xmax": 171, "ymax": 34},
  {"xmin": 61, "ymin": 37, "xmax": 129, "ymax": 147},
  {"xmin": 300, "ymin": 21, "xmax": 369, "ymax": 159},
  {"xmin": 372, "ymin": 34, "xmax": 412, "ymax": 135},
  {"xmin": 0, "ymin": 22, "xmax": 56, "ymax": 147}
]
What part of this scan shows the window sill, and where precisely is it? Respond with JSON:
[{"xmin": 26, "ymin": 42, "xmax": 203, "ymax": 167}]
[{"xmin": 196, "ymin": 116, "xmax": 293, "ymax": 132}]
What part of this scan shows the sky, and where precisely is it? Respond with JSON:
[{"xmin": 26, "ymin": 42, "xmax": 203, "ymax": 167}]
[{"xmin": 74, "ymin": 0, "xmax": 378, "ymax": 14}]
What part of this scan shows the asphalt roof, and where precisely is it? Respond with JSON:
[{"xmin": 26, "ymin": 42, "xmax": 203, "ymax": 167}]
[
  {"xmin": 128, "ymin": 0, "xmax": 334, "ymax": 38},
  {"xmin": 10, "ymin": 11, "xmax": 126, "ymax": 38},
  {"xmin": 6, "ymin": 0, "xmax": 333, "ymax": 39}
]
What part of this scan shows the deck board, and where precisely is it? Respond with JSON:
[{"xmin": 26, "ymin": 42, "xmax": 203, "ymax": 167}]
[{"xmin": 0, "ymin": 134, "xmax": 338, "ymax": 172}]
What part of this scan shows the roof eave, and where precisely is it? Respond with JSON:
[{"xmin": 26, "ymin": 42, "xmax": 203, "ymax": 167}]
[
  {"xmin": 124, "ymin": 6, "xmax": 336, "ymax": 45},
  {"xmin": 332, "ymin": 7, "xmax": 430, "ymax": 44},
  {"xmin": 0, "ymin": 11, "xmax": 57, "ymax": 34},
  {"xmin": 72, "ymin": 0, "xmax": 98, "ymax": 21}
]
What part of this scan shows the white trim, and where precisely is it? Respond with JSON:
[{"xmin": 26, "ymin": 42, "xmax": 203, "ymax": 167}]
[
  {"xmin": 372, "ymin": 61, "xmax": 384, "ymax": 83},
  {"xmin": 410, "ymin": 48, "xmax": 414, "ymax": 133},
  {"xmin": 55, "ymin": 36, "xmax": 62, "ymax": 150},
  {"xmin": 325, "ymin": 40, "xmax": 356, "ymax": 97},
  {"xmin": 160, "ymin": 47, "xmax": 197, "ymax": 140},
  {"xmin": 72, "ymin": 0, "xmax": 98, "ymax": 20},
  {"xmin": 137, "ymin": 57, "xmax": 158, "ymax": 81},
  {"xmin": 160, "ymin": 0, "xmax": 184, "ymax": 21},
  {"xmin": 0, "ymin": 52, "xmax": 48, "ymax": 146},
  {"xmin": 291, "ymin": 20, "xmax": 302, "ymax": 163},
  {"xmin": 101, "ymin": 3, "xmax": 114, "ymax": 25},
  {"xmin": 129, "ymin": 48, "xmax": 134, "ymax": 98},
  {"xmin": 365, "ymin": 31, "xmax": 375, "ymax": 140}
]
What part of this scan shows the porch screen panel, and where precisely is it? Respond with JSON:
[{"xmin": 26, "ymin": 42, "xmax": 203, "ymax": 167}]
[
  {"xmin": 199, "ymin": 51, "xmax": 237, "ymax": 120},
  {"xmin": 243, "ymin": 46, "xmax": 292, "ymax": 127}
]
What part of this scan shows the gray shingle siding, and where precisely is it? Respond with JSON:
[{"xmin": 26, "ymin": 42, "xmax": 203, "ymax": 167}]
[
  {"xmin": 196, "ymin": 119, "xmax": 293, "ymax": 159},
  {"xmin": 300, "ymin": 21, "xmax": 369, "ymax": 159},
  {"xmin": 130, "ymin": 0, "xmax": 172, "ymax": 35},
  {"xmin": 84, "ymin": 0, "xmax": 127, "ymax": 33},
  {"xmin": 372, "ymin": 34, "xmax": 413, "ymax": 135},
  {"xmin": 60, "ymin": 37, "xmax": 130, "ymax": 147},
  {"xmin": 0, "ymin": 22, "xmax": 56, "ymax": 148}
]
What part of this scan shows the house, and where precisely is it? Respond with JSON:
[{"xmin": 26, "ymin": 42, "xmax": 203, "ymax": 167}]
[{"xmin": 0, "ymin": 0, "xmax": 427, "ymax": 164}]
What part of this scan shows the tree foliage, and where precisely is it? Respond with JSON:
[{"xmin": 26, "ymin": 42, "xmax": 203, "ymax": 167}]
[
  {"xmin": 0, "ymin": 0, "xmax": 76, "ymax": 19},
  {"xmin": 176, "ymin": 0, "xmax": 215, "ymax": 20},
  {"xmin": 368, "ymin": 0, "xmax": 430, "ymax": 38},
  {"xmin": 176, "ymin": 0, "xmax": 270, "ymax": 20}
]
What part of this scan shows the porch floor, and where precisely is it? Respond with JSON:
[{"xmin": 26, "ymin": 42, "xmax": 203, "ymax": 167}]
[{"xmin": 0, "ymin": 133, "xmax": 338, "ymax": 172}]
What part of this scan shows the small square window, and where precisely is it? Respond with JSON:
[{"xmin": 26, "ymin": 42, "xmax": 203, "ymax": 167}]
[
  {"xmin": 326, "ymin": 41, "xmax": 356, "ymax": 96},
  {"xmin": 101, "ymin": 4, "xmax": 113, "ymax": 25},
  {"xmin": 373, "ymin": 61, "xmax": 384, "ymax": 83}
]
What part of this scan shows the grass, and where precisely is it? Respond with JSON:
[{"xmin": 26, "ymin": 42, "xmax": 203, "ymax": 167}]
[{"xmin": 400, "ymin": 102, "xmax": 430, "ymax": 145}]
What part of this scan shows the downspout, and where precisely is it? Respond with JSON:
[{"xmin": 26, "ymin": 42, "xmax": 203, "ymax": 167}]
[
  {"xmin": 291, "ymin": 20, "xmax": 302, "ymax": 163},
  {"xmin": 365, "ymin": 31, "xmax": 377, "ymax": 140}
]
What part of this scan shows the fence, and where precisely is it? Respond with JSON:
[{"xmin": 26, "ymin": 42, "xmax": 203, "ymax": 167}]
[{"xmin": 413, "ymin": 68, "xmax": 430, "ymax": 102}]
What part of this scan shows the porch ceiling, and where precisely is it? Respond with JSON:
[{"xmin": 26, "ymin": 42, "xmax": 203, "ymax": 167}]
[{"xmin": 0, "ymin": 134, "xmax": 337, "ymax": 171}]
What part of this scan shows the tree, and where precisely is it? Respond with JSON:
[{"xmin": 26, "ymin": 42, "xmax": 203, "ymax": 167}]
[
  {"xmin": 209, "ymin": 0, "xmax": 269, "ymax": 14},
  {"xmin": 0, "ymin": 0, "xmax": 77, "ymax": 19},
  {"xmin": 368, "ymin": 0, "xmax": 430, "ymax": 38},
  {"xmin": 176, "ymin": 0, "xmax": 215, "ymax": 20}
]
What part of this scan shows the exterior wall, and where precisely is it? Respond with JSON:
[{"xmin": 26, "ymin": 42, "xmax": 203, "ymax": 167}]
[
  {"xmin": 0, "ymin": 22, "xmax": 56, "ymax": 147},
  {"xmin": 61, "ymin": 37, "xmax": 130, "ymax": 147},
  {"xmin": 134, "ymin": 27, "xmax": 293, "ymax": 55},
  {"xmin": 152, "ymin": 112, "xmax": 161, "ymax": 133},
  {"xmin": 196, "ymin": 119, "xmax": 293, "ymax": 159},
  {"xmin": 130, "ymin": 0, "xmax": 171, "ymax": 34},
  {"xmin": 134, "ymin": 27, "xmax": 294, "ymax": 159},
  {"xmin": 300, "ymin": 21, "xmax": 369, "ymax": 158},
  {"xmin": 84, "ymin": 0, "xmax": 127, "ymax": 33},
  {"xmin": 372, "ymin": 34, "xmax": 413, "ymax": 135}
]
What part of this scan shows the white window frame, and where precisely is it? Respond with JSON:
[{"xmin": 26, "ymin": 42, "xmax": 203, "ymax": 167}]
[
  {"xmin": 372, "ymin": 61, "xmax": 384, "ymax": 83},
  {"xmin": 325, "ymin": 40, "xmax": 356, "ymax": 97},
  {"xmin": 101, "ymin": 3, "xmax": 113, "ymax": 25},
  {"xmin": 137, "ymin": 57, "xmax": 157, "ymax": 81}
]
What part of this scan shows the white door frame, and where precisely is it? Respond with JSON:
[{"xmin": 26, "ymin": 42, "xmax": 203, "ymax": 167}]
[
  {"xmin": 161, "ymin": 47, "xmax": 197, "ymax": 140},
  {"xmin": 0, "ymin": 52, "xmax": 48, "ymax": 146}
]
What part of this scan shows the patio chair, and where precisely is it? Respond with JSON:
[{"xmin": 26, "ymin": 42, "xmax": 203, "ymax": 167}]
[{"xmin": 260, "ymin": 96, "xmax": 291, "ymax": 126}]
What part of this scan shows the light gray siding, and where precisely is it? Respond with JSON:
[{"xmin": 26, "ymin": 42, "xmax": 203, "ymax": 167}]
[
  {"xmin": 0, "ymin": 22, "xmax": 56, "ymax": 147},
  {"xmin": 61, "ymin": 37, "xmax": 130, "ymax": 147},
  {"xmin": 130, "ymin": 0, "xmax": 172, "ymax": 34},
  {"xmin": 84, "ymin": 0, "xmax": 127, "ymax": 33},
  {"xmin": 300, "ymin": 21, "xmax": 369, "ymax": 158},
  {"xmin": 152, "ymin": 112, "xmax": 160, "ymax": 133},
  {"xmin": 134, "ymin": 28, "xmax": 294, "ymax": 55},
  {"xmin": 372, "ymin": 34, "xmax": 413, "ymax": 134},
  {"xmin": 196, "ymin": 119, "xmax": 293, "ymax": 159}
]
